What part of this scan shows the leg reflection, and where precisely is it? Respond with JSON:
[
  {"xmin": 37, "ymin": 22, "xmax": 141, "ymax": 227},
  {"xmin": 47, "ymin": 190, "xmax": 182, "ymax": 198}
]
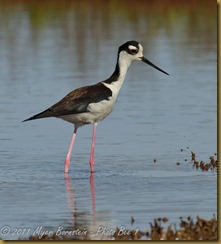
[
  {"xmin": 64, "ymin": 173, "xmax": 76, "ymax": 222},
  {"xmin": 64, "ymin": 173, "xmax": 97, "ymax": 231},
  {"xmin": 90, "ymin": 173, "xmax": 96, "ymax": 226}
]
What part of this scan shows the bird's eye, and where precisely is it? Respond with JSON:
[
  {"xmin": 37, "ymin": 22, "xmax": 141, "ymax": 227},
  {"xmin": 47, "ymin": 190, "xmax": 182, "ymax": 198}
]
[{"xmin": 129, "ymin": 48, "xmax": 139, "ymax": 55}]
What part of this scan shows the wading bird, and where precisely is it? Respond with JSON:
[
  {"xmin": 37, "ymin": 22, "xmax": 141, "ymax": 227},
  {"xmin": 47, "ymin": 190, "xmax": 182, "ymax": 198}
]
[{"xmin": 23, "ymin": 40, "xmax": 169, "ymax": 173}]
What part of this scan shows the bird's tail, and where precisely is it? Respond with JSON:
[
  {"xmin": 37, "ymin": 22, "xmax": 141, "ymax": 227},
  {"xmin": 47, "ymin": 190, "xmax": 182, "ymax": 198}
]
[{"xmin": 22, "ymin": 108, "xmax": 52, "ymax": 122}]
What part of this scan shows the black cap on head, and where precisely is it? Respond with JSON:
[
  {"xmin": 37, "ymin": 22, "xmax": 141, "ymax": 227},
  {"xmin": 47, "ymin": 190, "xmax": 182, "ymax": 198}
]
[{"xmin": 118, "ymin": 40, "xmax": 140, "ymax": 55}]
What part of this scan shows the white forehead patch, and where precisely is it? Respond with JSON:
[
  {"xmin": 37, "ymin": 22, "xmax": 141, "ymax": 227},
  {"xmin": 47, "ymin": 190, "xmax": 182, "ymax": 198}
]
[
  {"xmin": 138, "ymin": 43, "xmax": 143, "ymax": 52},
  {"xmin": 128, "ymin": 45, "xmax": 137, "ymax": 50}
]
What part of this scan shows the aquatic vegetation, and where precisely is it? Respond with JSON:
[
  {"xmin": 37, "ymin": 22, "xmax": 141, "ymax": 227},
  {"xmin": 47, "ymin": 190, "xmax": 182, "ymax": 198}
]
[{"xmin": 23, "ymin": 215, "xmax": 217, "ymax": 240}]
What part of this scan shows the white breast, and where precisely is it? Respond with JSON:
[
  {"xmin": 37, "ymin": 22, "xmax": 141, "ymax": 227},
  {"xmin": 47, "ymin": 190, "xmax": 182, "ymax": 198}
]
[{"xmin": 58, "ymin": 93, "xmax": 118, "ymax": 127}]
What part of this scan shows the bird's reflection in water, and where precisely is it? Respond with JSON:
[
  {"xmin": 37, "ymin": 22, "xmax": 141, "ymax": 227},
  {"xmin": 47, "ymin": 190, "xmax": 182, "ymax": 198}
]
[
  {"xmin": 90, "ymin": 173, "xmax": 96, "ymax": 230},
  {"xmin": 64, "ymin": 173, "xmax": 96, "ymax": 232},
  {"xmin": 64, "ymin": 173, "xmax": 77, "ymax": 220}
]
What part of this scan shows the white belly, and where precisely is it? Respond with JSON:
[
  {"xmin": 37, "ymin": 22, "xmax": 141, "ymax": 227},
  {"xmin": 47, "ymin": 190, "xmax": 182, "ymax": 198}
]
[
  {"xmin": 58, "ymin": 95, "xmax": 117, "ymax": 127},
  {"xmin": 58, "ymin": 81, "xmax": 123, "ymax": 127}
]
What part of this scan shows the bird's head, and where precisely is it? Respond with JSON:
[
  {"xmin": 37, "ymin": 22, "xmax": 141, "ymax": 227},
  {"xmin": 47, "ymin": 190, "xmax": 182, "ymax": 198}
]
[{"xmin": 118, "ymin": 40, "xmax": 169, "ymax": 75}]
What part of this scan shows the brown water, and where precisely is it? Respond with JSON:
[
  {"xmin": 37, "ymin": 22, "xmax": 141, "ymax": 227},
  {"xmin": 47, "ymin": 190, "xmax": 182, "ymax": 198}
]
[{"xmin": 0, "ymin": 0, "xmax": 217, "ymax": 240}]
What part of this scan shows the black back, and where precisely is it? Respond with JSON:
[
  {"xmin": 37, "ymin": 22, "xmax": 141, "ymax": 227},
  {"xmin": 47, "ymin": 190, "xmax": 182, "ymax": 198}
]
[{"xmin": 23, "ymin": 82, "xmax": 112, "ymax": 122}]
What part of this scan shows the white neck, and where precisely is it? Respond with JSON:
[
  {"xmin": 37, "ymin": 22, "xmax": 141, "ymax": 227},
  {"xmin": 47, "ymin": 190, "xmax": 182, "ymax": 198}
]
[
  {"xmin": 118, "ymin": 51, "xmax": 133, "ymax": 80},
  {"xmin": 102, "ymin": 51, "xmax": 133, "ymax": 95}
]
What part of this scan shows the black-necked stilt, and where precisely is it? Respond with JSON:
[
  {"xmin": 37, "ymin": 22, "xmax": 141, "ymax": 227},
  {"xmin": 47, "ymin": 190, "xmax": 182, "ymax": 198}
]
[{"xmin": 23, "ymin": 40, "xmax": 169, "ymax": 173}]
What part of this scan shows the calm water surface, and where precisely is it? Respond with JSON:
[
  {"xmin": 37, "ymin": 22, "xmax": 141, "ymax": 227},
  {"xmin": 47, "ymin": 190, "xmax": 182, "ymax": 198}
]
[{"xmin": 0, "ymin": 0, "xmax": 217, "ymax": 240}]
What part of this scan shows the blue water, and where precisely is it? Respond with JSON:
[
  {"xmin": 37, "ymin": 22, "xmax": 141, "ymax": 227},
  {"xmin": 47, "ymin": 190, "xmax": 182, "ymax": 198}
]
[{"xmin": 0, "ymin": 2, "xmax": 217, "ymax": 240}]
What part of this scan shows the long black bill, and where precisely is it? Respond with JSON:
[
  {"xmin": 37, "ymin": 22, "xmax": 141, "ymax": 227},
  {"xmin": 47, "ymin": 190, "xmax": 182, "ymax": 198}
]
[{"xmin": 141, "ymin": 56, "xmax": 169, "ymax": 75}]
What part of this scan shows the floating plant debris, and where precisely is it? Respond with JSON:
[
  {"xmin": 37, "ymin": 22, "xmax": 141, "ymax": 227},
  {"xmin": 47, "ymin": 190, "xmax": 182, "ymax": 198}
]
[
  {"xmin": 176, "ymin": 150, "xmax": 217, "ymax": 172},
  {"xmin": 191, "ymin": 152, "xmax": 217, "ymax": 171}
]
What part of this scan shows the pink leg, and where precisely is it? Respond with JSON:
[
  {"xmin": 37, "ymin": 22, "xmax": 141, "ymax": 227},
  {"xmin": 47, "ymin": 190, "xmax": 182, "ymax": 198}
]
[
  {"xmin": 64, "ymin": 127, "xmax": 78, "ymax": 173},
  {"xmin": 89, "ymin": 123, "xmax": 97, "ymax": 173}
]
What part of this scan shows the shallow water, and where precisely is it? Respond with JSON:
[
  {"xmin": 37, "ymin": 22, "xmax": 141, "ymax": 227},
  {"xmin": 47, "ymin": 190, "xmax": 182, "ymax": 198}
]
[{"xmin": 0, "ymin": 0, "xmax": 217, "ymax": 240}]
